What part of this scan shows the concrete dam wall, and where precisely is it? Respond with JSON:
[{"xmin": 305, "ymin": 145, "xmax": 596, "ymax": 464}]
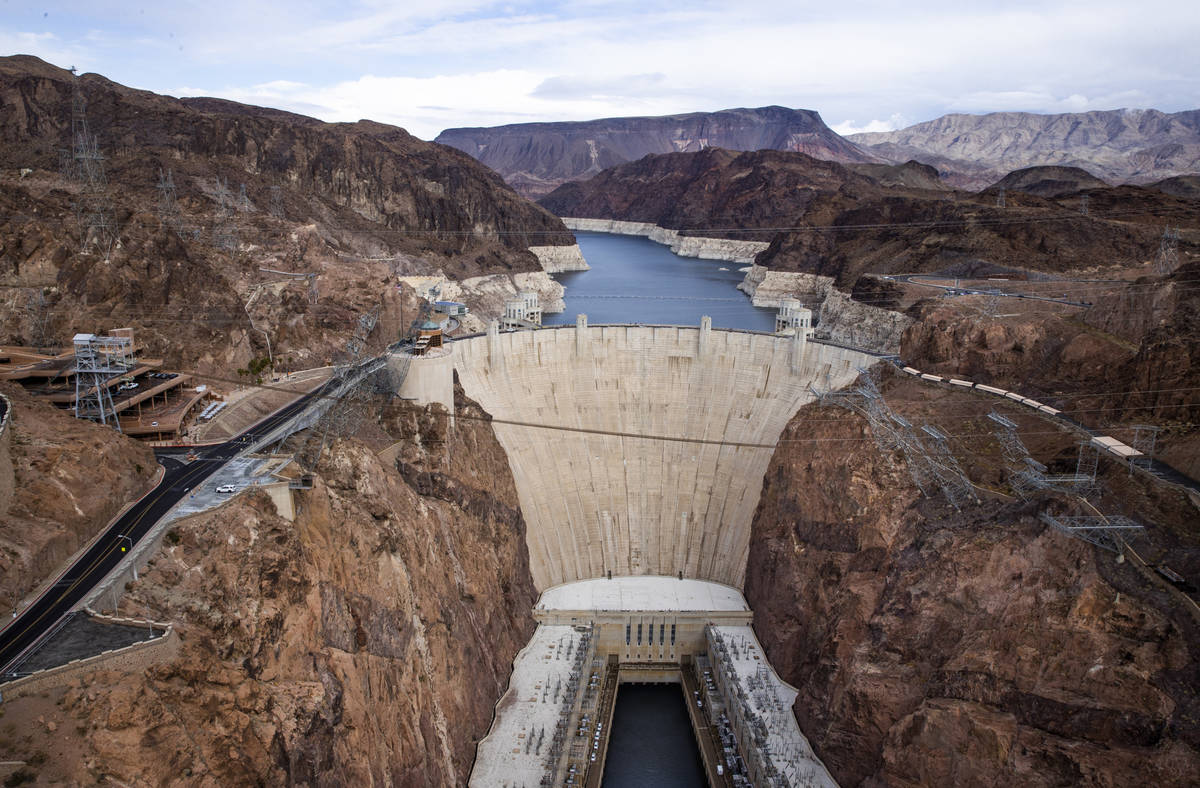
[{"xmin": 452, "ymin": 322, "xmax": 877, "ymax": 590}]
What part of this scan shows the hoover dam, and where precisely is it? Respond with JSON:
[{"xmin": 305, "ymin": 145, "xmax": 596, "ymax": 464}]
[{"xmin": 392, "ymin": 317, "xmax": 878, "ymax": 785}]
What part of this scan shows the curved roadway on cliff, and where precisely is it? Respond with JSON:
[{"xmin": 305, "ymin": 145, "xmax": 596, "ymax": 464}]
[{"xmin": 0, "ymin": 386, "xmax": 326, "ymax": 677}]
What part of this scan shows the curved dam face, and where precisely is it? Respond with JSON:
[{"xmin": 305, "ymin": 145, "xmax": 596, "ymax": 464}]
[{"xmin": 452, "ymin": 322, "xmax": 877, "ymax": 590}]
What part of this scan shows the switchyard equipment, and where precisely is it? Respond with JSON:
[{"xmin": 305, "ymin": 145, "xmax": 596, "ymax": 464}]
[
  {"xmin": 72, "ymin": 332, "xmax": 134, "ymax": 429},
  {"xmin": 1038, "ymin": 512, "xmax": 1145, "ymax": 553}
]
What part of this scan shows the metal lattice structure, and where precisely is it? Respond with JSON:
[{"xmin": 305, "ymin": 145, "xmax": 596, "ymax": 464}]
[
  {"xmin": 1156, "ymin": 226, "xmax": 1180, "ymax": 276},
  {"xmin": 156, "ymin": 168, "xmax": 188, "ymax": 239},
  {"xmin": 1129, "ymin": 424, "xmax": 1160, "ymax": 470},
  {"xmin": 1039, "ymin": 512, "xmax": 1144, "ymax": 553},
  {"xmin": 295, "ymin": 307, "xmax": 386, "ymax": 470},
  {"xmin": 64, "ymin": 72, "xmax": 118, "ymax": 259},
  {"xmin": 73, "ymin": 333, "xmax": 134, "ymax": 428},
  {"xmin": 25, "ymin": 290, "xmax": 51, "ymax": 353},
  {"xmin": 821, "ymin": 369, "xmax": 977, "ymax": 510},
  {"xmin": 211, "ymin": 177, "xmax": 238, "ymax": 251},
  {"xmin": 268, "ymin": 185, "xmax": 285, "ymax": 219},
  {"xmin": 989, "ymin": 411, "xmax": 1097, "ymax": 499}
]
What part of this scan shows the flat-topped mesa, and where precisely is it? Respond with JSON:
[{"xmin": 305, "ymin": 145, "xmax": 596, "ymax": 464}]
[{"xmin": 434, "ymin": 320, "xmax": 878, "ymax": 590}]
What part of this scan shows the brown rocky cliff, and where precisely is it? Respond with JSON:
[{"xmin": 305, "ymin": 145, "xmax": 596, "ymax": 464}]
[
  {"xmin": 0, "ymin": 54, "xmax": 572, "ymax": 369},
  {"xmin": 743, "ymin": 385, "xmax": 1200, "ymax": 786},
  {"xmin": 537, "ymin": 147, "xmax": 1180, "ymax": 289},
  {"xmin": 0, "ymin": 384, "xmax": 156, "ymax": 609},
  {"xmin": 438, "ymin": 105, "xmax": 878, "ymax": 199},
  {"xmin": 12, "ymin": 388, "xmax": 536, "ymax": 786}
]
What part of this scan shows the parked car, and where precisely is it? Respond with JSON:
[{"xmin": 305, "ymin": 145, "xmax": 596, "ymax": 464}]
[{"xmin": 216, "ymin": 484, "xmax": 238, "ymax": 493}]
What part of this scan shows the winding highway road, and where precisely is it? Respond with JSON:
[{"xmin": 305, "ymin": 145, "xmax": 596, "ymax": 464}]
[{"xmin": 0, "ymin": 386, "xmax": 324, "ymax": 677}]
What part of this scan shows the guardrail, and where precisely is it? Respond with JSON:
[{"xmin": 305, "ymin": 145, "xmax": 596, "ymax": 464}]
[{"xmin": 447, "ymin": 322, "xmax": 891, "ymax": 357}]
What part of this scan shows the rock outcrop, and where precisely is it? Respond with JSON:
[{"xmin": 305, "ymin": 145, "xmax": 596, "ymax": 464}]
[
  {"xmin": 437, "ymin": 105, "xmax": 878, "ymax": 198},
  {"xmin": 3, "ymin": 386, "xmax": 538, "ymax": 785},
  {"xmin": 744, "ymin": 375, "xmax": 1200, "ymax": 787},
  {"xmin": 986, "ymin": 165, "xmax": 1110, "ymax": 198},
  {"xmin": 850, "ymin": 109, "xmax": 1200, "ymax": 190},
  {"xmin": 0, "ymin": 55, "xmax": 573, "ymax": 368},
  {"xmin": 738, "ymin": 265, "xmax": 911, "ymax": 353}
]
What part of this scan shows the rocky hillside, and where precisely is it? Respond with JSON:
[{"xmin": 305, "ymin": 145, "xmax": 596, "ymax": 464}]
[
  {"xmin": 0, "ymin": 55, "xmax": 573, "ymax": 371},
  {"xmin": 539, "ymin": 148, "xmax": 1189, "ymax": 288},
  {"xmin": 986, "ymin": 165, "xmax": 1110, "ymax": 197},
  {"xmin": 745, "ymin": 371, "xmax": 1200, "ymax": 786},
  {"xmin": 1, "ymin": 386, "xmax": 538, "ymax": 785},
  {"xmin": 0, "ymin": 383, "xmax": 156, "ymax": 611},
  {"xmin": 850, "ymin": 109, "xmax": 1200, "ymax": 190},
  {"xmin": 436, "ymin": 105, "xmax": 878, "ymax": 198}
]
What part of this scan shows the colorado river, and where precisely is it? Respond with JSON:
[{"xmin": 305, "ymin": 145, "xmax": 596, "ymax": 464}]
[
  {"xmin": 601, "ymin": 684, "xmax": 706, "ymax": 787},
  {"xmin": 545, "ymin": 232, "xmax": 777, "ymax": 330}
]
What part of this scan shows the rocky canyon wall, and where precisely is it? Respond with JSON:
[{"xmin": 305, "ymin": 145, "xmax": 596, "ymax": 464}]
[
  {"xmin": 743, "ymin": 377, "xmax": 1200, "ymax": 787},
  {"xmin": 739, "ymin": 265, "xmax": 913, "ymax": 353},
  {"xmin": 3, "ymin": 387, "xmax": 538, "ymax": 786}
]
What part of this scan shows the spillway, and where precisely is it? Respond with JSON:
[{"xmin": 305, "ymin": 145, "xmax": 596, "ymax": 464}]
[{"xmin": 391, "ymin": 319, "xmax": 877, "ymax": 786}]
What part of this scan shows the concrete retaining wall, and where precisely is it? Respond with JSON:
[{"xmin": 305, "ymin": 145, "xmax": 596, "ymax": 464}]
[
  {"xmin": 453, "ymin": 324, "xmax": 876, "ymax": 590},
  {"xmin": 1, "ymin": 624, "xmax": 178, "ymax": 701},
  {"xmin": 0, "ymin": 393, "xmax": 12, "ymax": 520}
]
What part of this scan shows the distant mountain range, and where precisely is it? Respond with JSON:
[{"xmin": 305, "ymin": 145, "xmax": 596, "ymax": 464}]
[
  {"xmin": 435, "ymin": 106, "xmax": 878, "ymax": 198},
  {"xmin": 438, "ymin": 106, "xmax": 1200, "ymax": 195},
  {"xmin": 848, "ymin": 109, "xmax": 1200, "ymax": 189}
]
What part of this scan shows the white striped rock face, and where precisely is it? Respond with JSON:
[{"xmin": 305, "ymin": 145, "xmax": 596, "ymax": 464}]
[{"xmin": 454, "ymin": 324, "xmax": 877, "ymax": 590}]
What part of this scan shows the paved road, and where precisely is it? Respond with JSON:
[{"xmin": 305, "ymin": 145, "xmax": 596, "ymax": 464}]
[{"xmin": 0, "ymin": 387, "xmax": 322, "ymax": 676}]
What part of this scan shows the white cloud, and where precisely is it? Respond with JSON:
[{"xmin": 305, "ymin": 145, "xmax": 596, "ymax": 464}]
[
  {"xmin": 5, "ymin": 1, "xmax": 1199, "ymax": 139},
  {"xmin": 832, "ymin": 114, "xmax": 909, "ymax": 136}
]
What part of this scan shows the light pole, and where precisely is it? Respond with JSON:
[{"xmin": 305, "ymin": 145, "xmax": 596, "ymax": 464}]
[{"xmin": 117, "ymin": 534, "xmax": 137, "ymax": 581}]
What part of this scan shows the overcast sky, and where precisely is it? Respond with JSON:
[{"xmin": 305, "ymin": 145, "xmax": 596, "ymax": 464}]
[{"xmin": 4, "ymin": 1, "xmax": 1198, "ymax": 140}]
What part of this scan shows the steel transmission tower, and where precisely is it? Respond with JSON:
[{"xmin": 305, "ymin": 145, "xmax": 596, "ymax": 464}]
[
  {"xmin": 65, "ymin": 70, "xmax": 118, "ymax": 259},
  {"xmin": 1156, "ymin": 226, "xmax": 1180, "ymax": 275},
  {"xmin": 211, "ymin": 177, "xmax": 238, "ymax": 251},
  {"xmin": 156, "ymin": 168, "xmax": 186, "ymax": 238},
  {"xmin": 73, "ymin": 332, "xmax": 134, "ymax": 429},
  {"xmin": 268, "ymin": 185, "xmax": 285, "ymax": 219}
]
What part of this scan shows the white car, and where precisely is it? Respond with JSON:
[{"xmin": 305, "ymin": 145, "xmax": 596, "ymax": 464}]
[{"xmin": 215, "ymin": 484, "xmax": 238, "ymax": 493}]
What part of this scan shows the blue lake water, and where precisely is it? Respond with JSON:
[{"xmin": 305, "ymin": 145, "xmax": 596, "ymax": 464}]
[
  {"xmin": 544, "ymin": 232, "xmax": 777, "ymax": 331},
  {"xmin": 601, "ymin": 684, "xmax": 706, "ymax": 788}
]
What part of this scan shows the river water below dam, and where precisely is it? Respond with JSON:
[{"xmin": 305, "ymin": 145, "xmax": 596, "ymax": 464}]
[
  {"xmin": 545, "ymin": 232, "xmax": 778, "ymax": 330},
  {"xmin": 602, "ymin": 684, "xmax": 706, "ymax": 787}
]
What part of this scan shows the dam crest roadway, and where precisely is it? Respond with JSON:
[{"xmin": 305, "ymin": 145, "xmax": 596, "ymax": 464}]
[{"xmin": 392, "ymin": 317, "xmax": 877, "ymax": 786}]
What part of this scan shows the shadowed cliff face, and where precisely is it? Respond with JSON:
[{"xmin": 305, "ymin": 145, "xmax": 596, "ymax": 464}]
[
  {"xmin": 743, "ymin": 377, "xmax": 1200, "ymax": 787},
  {"xmin": 437, "ymin": 105, "xmax": 879, "ymax": 198},
  {"xmin": 7, "ymin": 387, "xmax": 537, "ymax": 785}
]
